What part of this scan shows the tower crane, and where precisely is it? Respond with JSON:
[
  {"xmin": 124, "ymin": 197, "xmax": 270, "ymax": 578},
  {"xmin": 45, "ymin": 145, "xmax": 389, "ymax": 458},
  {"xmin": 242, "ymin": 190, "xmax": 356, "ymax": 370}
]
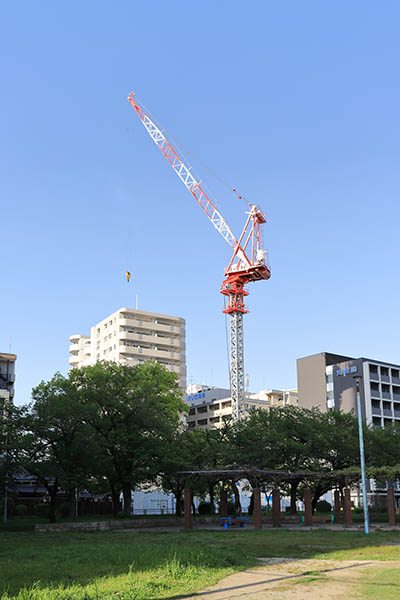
[{"xmin": 128, "ymin": 93, "xmax": 271, "ymax": 421}]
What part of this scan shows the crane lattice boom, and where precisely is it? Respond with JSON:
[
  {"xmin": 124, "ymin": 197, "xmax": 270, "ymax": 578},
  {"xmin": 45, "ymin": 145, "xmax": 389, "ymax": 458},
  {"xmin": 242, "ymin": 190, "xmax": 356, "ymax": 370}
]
[{"xmin": 128, "ymin": 93, "xmax": 238, "ymax": 250}]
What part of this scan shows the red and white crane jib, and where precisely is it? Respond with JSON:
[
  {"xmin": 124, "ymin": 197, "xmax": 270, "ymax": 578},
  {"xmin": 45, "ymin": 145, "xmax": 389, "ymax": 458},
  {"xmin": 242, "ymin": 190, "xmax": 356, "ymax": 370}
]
[
  {"xmin": 127, "ymin": 92, "xmax": 253, "ymax": 272},
  {"xmin": 128, "ymin": 91, "xmax": 271, "ymax": 422}
]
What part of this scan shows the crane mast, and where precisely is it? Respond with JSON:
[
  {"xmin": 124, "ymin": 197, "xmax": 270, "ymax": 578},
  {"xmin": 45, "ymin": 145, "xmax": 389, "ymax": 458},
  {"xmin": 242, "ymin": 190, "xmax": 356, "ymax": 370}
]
[{"xmin": 128, "ymin": 92, "xmax": 270, "ymax": 421}]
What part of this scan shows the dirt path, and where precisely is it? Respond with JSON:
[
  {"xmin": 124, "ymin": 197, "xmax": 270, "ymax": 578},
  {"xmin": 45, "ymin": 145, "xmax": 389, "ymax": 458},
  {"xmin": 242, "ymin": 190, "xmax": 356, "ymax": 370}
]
[{"xmin": 186, "ymin": 558, "xmax": 399, "ymax": 599}]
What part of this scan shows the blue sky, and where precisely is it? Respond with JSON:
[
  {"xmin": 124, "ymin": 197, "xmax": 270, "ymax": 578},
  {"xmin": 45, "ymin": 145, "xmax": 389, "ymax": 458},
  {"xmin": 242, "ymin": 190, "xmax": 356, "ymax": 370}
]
[{"xmin": 1, "ymin": 1, "xmax": 399, "ymax": 404}]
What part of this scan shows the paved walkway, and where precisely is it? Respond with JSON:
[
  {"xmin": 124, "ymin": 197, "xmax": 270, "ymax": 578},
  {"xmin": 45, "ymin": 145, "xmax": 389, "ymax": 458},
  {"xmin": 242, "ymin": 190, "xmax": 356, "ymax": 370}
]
[{"xmin": 184, "ymin": 558, "xmax": 400, "ymax": 599}]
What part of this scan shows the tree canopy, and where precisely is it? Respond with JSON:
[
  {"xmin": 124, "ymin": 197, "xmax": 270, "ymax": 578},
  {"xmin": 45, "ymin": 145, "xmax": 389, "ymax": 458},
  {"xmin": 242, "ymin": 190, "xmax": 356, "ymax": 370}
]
[{"xmin": 3, "ymin": 363, "xmax": 400, "ymax": 522}]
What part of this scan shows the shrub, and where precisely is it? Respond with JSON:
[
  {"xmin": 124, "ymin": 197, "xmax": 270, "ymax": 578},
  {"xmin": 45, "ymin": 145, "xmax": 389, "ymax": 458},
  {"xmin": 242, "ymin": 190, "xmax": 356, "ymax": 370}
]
[
  {"xmin": 0, "ymin": 497, "xmax": 15, "ymax": 516},
  {"xmin": 198, "ymin": 501, "xmax": 212, "ymax": 515},
  {"xmin": 57, "ymin": 502, "xmax": 72, "ymax": 518},
  {"xmin": 316, "ymin": 500, "xmax": 332, "ymax": 512},
  {"xmin": 14, "ymin": 504, "xmax": 28, "ymax": 516},
  {"xmin": 116, "ymin": 511, "xmax": 131, "ymax": 519},
  {"xmin": 35, "ymin": 503, "xmax": 50, "ymax": 518}
]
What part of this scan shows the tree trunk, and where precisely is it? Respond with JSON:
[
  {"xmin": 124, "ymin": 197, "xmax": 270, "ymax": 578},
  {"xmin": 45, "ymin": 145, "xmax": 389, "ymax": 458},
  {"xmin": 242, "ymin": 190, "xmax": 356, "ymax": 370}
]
[
  {"xmin": 122, "ymin": 485, "xmax": 132, "ymax": 515},
  {"xmin": 231, "ymin": 480, "xmax": 241, "ymax": 515},
  {"xmin": 248, "ymin": 491, "xmax": 254, "ymax": 515},
  {"xmin": 47, "ymin": 480, "xmax": 58, "ymax": 523},
  {"xmin": 109, "ymin": 480, "xmax": 120, "ymax": 517},
  {"xmin": 174, "ymin": 483, "xmax": 183, "ymax": 515},
  {"xmin": 68, "ymin": 487, "xmax": 76, "ymax": 518},
  {"xmin": 311, "ymin": 483, "xmax": 331, "ymax": 514},
  {"xmin": 289, "ymin": 481, "xmax": 299, "ymax": 514},
  {"xmin": 208, "ymin": 483, "xmax": 215, "ymax": 515}
]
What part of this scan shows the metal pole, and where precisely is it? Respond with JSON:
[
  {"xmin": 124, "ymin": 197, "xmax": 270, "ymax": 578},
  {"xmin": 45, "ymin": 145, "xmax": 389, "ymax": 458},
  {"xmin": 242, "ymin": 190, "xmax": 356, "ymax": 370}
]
[{"xmin": 354, "ymin": 376, "xmax": 369, "ymax": 534}]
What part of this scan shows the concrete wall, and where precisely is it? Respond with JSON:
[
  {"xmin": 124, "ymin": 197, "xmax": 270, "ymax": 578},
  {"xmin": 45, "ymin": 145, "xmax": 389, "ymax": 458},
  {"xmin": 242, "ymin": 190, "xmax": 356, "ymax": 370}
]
[
  {"xmin": 297, "ymin": 353, "xmax": 328, "ymax": 410},
  {"xmin": 297, "ymin": 352, "xmax": 354, "ymax": 411}
]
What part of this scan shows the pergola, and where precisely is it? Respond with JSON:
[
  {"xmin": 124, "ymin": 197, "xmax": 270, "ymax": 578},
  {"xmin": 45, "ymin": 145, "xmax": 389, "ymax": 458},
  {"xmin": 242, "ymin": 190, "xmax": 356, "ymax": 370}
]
[{"xmin": 178, "ymin": 468, "xmax": 397, "ymax": 529}]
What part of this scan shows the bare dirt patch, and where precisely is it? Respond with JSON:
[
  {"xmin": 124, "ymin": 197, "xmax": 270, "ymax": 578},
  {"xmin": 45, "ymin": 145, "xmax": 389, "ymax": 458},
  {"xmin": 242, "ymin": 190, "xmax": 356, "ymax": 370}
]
[{"xmin": 188, "ymin": 558, "xmax": 400, "ymax": 599}]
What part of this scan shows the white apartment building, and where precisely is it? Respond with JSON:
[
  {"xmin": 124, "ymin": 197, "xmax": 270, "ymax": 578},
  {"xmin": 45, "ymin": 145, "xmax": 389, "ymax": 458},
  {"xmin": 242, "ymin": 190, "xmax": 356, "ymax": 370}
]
[
  {"xmin": 69, "ymin": 307, "xmax": 186, "ymax": 389},
  {"xmin": 186, "ymin": 384, "xmax": 298, "ymax": 429},
  {"xmin": 0, "ymin": 353, "xmax": 16, "ymax": 403}
]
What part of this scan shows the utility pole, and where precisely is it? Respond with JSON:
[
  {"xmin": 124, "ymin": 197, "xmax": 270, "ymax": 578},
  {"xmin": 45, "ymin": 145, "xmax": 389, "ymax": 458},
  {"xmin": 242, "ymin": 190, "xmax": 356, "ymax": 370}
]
[{"xmin": 353, "ymin": 374, "xmax": 370, "ymax": 534}]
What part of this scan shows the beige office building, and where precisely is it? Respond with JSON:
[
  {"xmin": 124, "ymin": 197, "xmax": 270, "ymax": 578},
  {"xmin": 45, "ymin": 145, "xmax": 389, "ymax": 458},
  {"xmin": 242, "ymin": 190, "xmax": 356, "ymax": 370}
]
[
  {"xmin": 69, "ymin": 307, "xmax": 186, "ymax": 389},
  {"xmin": 186, "ymin": 384, "xmax": 298, "ymax": 429}
]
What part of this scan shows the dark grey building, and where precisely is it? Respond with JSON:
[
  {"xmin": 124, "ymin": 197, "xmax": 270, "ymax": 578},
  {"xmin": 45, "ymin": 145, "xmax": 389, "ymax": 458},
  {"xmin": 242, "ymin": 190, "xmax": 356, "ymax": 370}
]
[{"xmin": 297, "ymin": 352, "xmax": 400, "ymax": 426}]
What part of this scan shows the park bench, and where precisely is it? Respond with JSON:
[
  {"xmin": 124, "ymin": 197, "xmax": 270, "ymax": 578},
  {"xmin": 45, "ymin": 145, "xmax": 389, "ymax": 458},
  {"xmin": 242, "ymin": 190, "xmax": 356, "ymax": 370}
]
[
  {"xmin": 220, "ymin": 516, "xmax": 248, "ymax": 529},
  {"xmin": 301, "ymin": 514, "xmax": 334, "ymax": 524}
]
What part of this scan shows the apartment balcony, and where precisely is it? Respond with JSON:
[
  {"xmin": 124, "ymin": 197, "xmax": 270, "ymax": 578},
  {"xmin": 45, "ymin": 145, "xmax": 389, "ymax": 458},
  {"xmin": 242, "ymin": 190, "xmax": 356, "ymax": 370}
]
[
  {"xmin": 119, "ymin": 345, "xmax": 183, "ymax": 362},
  {"xmin": 69, "ymin": 344, "xmax": 80, "ymax": 355},
  {"xmin": 119, "ymin": 318, "xmax": 184, "ymax": 336},
  {"xmin": 0, "ymin": 371, "xmax": 15, "ymax": 383},
  {"xmin": 69, "ymin": 356, "xmax": 80, "ymax": 366},
  {"xmin": 214, "ymin": 406, "xmax": 232, "ymax": 418},
  {"xmin": 119, "ymin": 330, "xmax": 184, "ymax": 349}
]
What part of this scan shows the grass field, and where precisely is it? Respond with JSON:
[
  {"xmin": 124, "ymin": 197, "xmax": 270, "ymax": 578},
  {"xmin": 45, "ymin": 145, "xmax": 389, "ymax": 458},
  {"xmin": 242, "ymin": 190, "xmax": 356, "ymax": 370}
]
[{"xmin": 1, "ymin": 522, "xmax": 400, "ymax": 599}]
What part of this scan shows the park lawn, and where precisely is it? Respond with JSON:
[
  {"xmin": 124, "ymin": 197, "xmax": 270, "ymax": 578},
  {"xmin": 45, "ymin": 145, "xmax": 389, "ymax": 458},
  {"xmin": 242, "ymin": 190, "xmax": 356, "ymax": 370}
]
[{"xmin": 2, "ymin": 528, "xmax": 400, "ymax": 599}]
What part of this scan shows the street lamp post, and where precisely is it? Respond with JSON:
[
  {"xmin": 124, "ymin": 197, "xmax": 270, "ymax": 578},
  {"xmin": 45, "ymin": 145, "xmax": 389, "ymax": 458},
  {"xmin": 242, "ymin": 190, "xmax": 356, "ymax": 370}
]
[{"xmin": 353, "ymin": 374, "xmax": 369, "ymax": 534}]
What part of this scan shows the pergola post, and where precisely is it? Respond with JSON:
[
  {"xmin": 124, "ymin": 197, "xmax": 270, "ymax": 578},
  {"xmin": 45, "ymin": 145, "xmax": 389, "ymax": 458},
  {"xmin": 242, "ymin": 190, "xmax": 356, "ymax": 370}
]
[
  {"xmin": 343, "ymin": 488, "xmax": 352, "ymax": 526},
  {"xmin": 184, "ymin": 488, "xmax": 192, "ymax": 530},
  {"xmin": 387, "ymin": 485, "xmax": 395, "ymax": 527},
  {"xmin": 304, "ymin": 487, "xmax": 313, "ymax": 526},
  {"xmin": 253, "ymin": 486, "xmax": 262, "ymax": 529},
  {"xmin": 219, "ymin": 489, "xmax": 228, "ymax": 517},
  {"xmin": 272, "ymin": 488, "xmax": 281, "ymax": 527},
  {"xmin": 334, "ymin": 489, "xmax": 341, "ymax": 523}
]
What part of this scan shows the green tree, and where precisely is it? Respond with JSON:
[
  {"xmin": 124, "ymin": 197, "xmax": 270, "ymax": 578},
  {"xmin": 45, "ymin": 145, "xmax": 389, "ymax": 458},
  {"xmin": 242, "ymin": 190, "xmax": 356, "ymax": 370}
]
[
  {"xmin": 0, "ymin": 399, "xmax": 27, "ymax": 515},
  {"xmin": 365, "ymin": 421, "xmax": 400, "ymax": 467},
  {"xmin": 71, "ymin": 361, "xmax": 186, "ymax": 515},
  {"xmin": 22, "ymin": 373, "xmax": 94, "ymax": 522},
  {"xmin": 228, "ymin": 406, "xmax": 360, "ymax": 512},
  {"xmin": 309, "ymin": 410, "xmax": 360, "ymax": 510}
]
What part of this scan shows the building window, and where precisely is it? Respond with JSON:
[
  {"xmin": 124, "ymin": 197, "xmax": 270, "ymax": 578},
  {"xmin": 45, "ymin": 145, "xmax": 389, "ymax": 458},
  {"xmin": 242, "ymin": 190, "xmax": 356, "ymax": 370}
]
[
  {"xmin": 369, "ymin": 364, "xmax": 378, "ymax": 378},
  {"xmin": 326, "ymin": 374, "xmax": 333, "ymax": 384},
  {"xmin": 370, "ymin": 382, "xmax": 380, "ymax": 396},
  {"xmin": 381, "ymin": 366, "xmax": 389, "ymax": 378}
]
